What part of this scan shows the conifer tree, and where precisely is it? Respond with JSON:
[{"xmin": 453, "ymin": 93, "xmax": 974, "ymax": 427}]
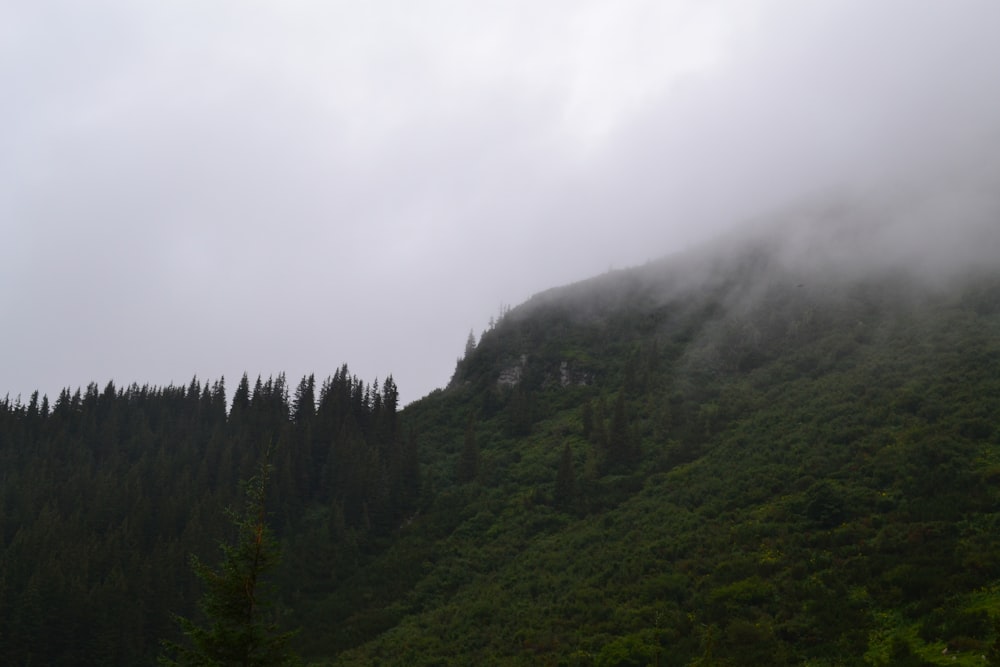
[
  {"xmin": 507, "ymin": 384, "xmax": 533, "ymax": 436},
  {"xmin": 606, "ymin": 392, "xmax": 639, "ymax": 470},
  {"xmin": 291, "ymin": 375, "xmax": 316, "ymax": 425},
  {"xmin": 457, "ymin": 415, "xmax": 480, "ymax": 483},
  {"xmin": 464, "ymin": 329, "xmax": 477, "ymax": 359},
  {"xmin": 230, "ymin": 374, "xmax": 251, "ymax": 420},
  {"xmin": 581, "ymin": 400, "xmax": 594, "ymax": 440},
  {"xmin": 160, "ymin": 454, "xmax": 298, "ymax": 667},
  {"xmin": 554, "ymin": 443, "xmax": 576, "ymax": 509}
]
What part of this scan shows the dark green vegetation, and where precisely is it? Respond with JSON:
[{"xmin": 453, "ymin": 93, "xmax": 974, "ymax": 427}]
[
  {"xmin": 0, "ymin": 369, "xmax": 416, "ymax": 665},
  {"xmin": 3, "ymin": 240, "xmax": 1000, "ymax": 665},
  {"xmin": 160, "ymin": 454, "xmax": 298, "ymax": 666}
]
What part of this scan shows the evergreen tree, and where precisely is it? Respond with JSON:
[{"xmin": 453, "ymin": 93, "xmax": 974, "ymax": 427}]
[
  {"xmin": 160, "ymin": 455, "xmax": 298, "ymax": 667},
  {"xmin": 507, "ymin": 384, "xmax": 532, "ymax": 436},
  {"xmin": 291, "ymin": 375, "xmax": 316, "ymax": 425},
  {"xmin": 230, "ymin": 374, "xmax": 251, "ymax": 420},
  {"xmin": 391, "ymin": 427, "xmax": 421, "ymax": 514},
  {"xmin": 381, "ymin": 375, "xmax": 399, "ymax": 416},
  {"xmin": 606, "ymin": 392, "xmax": 639, "ymax": 471},
  {"xmin": 457, "ymin": 415, "xmax": 480, "ymax": 483},
  {"xmin": 581, "ymin": 400, "xmax": 594, "ymax": 440},
  {"xmin": 464, "ymin": 329, "xmax": 477, "ymax": 359},
  {"xmin": 378, "ymin": 376, "xmax": 400, "ymax": 444},
  {"xmin": 554, "ymin": 443, "xmax": 576, "ymax": 510}
]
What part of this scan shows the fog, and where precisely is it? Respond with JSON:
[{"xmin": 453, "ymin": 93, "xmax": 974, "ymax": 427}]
[
  {"xmin": 3, "ymin": 1, "xmax": 999, "ymax": 405},
  {"xmin": 729, "ymin": 162, "xmax": 1000, "ymax": 285}
]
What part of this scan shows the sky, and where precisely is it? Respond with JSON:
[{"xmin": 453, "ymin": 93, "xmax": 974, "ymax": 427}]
[{"xmin": 3, "ymin": 1, "xmax": 1000, "ymax": 406}]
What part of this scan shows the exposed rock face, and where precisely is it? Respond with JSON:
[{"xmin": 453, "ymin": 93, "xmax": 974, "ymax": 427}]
[
  {"xmin": 559, "ymin": 361, "xmax": 592, "ymax": 387},
  {"xmin": 497, "ymin": 356, "xmax": 593, "ymax": 390},
  {"xmin": 497, "ymin": 355, "xmax": 527, "ymax": 388}
]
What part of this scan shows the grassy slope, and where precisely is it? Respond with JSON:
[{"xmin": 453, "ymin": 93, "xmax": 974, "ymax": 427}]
[{"xmin": 309, "ymin": 260, "xmax": 1000, "ymax": 665}]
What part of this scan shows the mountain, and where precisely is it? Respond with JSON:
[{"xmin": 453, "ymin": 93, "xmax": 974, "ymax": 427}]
[
  {"xmin": 2, "ymin": 218, "xmax": 1000, "ymax": 666},
  {"xmin": 326, "ymin": 225, "xmax": 1000, "ymax": 665}
]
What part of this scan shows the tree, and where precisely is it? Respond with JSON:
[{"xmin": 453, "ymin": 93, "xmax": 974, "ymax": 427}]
[
  {"xmin": 230, "ymin": 374, "xmax": 251, "ymax": 420},
  {"xmin": 507, "ymin": 384, "xmax": 533, "ymax": 436},
  {"xmin": 464, "ymin": 329, "xmax": 477, "ymax": 359},
  {"xmin": 291, "ymin": 375, "xmax": 315, "ymax": 425},
  {"xmin": 457, "ymin": 415, "xmax": 480, "ymax": 483},
  {"xmin": 606, "ymin": 392, "xmax": 639, "ymax": 471},
  {"xmin": 554, "ymin": 443, "xmax": 576, "ymax": 510},
  {"xmin": 161, "ymin": 455, "xmax": 298, "ymax": 666},
  {"xmin": 581, "ymin": 400, "xmax": 594, "ymax": 440}
]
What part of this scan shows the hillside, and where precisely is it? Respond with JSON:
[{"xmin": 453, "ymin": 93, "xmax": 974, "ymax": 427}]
[
  {"xmin": 327, "ymin": 235, "xmax": 1000, "ymax": 665},
  {"xmin": 2, "ymin": 224, "xmax": 1000, "ymax": 665}
]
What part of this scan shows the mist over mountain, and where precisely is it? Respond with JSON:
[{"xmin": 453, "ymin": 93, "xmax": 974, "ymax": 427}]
[
  {"xmin": 369, "ymin": 208, "xmax": 1000, "ymax": 664},
  {"xmin": 517, "ymin": 162, "xmax": 1000, "ymax": 331},
  {"xmin": 3, "ymin": 194, "xmax": 1000, "ymax": 663},
  {"xmin": 6, "ymin": 1, "xmax": 1000, "ymax": 408},
  {"xmin": 6, "ymin": 1, "xmax": 1000, "ymax": 663}
]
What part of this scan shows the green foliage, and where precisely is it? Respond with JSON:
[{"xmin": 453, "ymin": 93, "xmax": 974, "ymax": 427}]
[
  {"xmin": 456, "ymin": 415, "xmax": 480, "ymax": 483},
  {"xmin": 554, "ymin": 442, "xmax": 577, "ymax": 510},
  {"xmin": 328, "ymin": 264, "xmax": 1000, "ymax": 665},
  {"xmin": 0, "ymin": 366, "xmax": 417, "ymax": 664},
  {"xmin": 4, "ymin": 254, "xmax": 1000, "ymax": 665},
  {"xmin": 161, "ymin": 456, "xmax": 299, "ymax": 666}
]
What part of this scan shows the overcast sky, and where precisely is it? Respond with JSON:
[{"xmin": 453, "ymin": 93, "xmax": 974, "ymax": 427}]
[{"xmin": 3, "ymin": 1, "xmax": 1000, "ymax": 405}]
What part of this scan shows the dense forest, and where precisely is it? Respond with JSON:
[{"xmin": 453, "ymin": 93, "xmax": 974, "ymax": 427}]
[
  {"xmin": 0, "ymin": 368, "xmax": 418, "ymax": 665},
  {"xmin": 3, "ymin": 238, "xmax": 1000, "ymax": 665}
]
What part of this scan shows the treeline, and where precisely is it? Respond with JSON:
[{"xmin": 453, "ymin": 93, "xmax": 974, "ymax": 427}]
[{"xmin": 0, "ymin": 366, "xmax": 418, "ymax": 666}]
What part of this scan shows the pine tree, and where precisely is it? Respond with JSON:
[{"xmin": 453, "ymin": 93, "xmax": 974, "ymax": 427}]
[
  {"xmin": 464, "ymin": 329, "xmax": 477, "ymax": 359},
  {"xmin": 230, "ymin": 374, "xmax": 251, "ymax": 421},
  {"xmin": 291, "ymin": 375, "xmax": 315, "ymax": 425},
  {"xmin": 457, "ymin": 415, "xmax": 480, "ymax": 483},
  {"xmin": 160, "ymin": 455, "xmax": 298, "ymax": 666},
  {"xmin": 507, "ymin": 385, "xmax": 532, "ymax": 436},
  {"xmin": 554, "ymin": 443, "xmax": 576, "ymax": 509},
  {"xmin": 581, "ymin": 400, "xmax": 594, "ymax": 440},
  {"xmin": 606, "ymin": 392, "xmax": 639, "ymax": 471}
]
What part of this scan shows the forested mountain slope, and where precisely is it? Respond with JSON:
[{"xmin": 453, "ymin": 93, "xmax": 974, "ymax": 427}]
[
  {"xmin": 2, "ymin": 224, "xmax": 1000, "ymax": 665},
  {"xmin": 333, "ymin": 239, "xmax": 1000, "ymax": 665}
]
